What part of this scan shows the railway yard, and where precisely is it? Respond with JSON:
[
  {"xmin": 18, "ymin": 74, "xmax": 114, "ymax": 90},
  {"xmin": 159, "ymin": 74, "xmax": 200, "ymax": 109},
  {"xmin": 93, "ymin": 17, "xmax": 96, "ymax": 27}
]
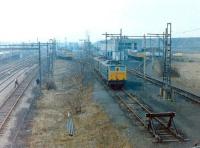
[
  {"xmin": 0, "ymin": 44, "xmax": 199, "ymax": 148},
  {"xmin": 0, "ymin": 0, "xmax": 200, "ymax": 147}
]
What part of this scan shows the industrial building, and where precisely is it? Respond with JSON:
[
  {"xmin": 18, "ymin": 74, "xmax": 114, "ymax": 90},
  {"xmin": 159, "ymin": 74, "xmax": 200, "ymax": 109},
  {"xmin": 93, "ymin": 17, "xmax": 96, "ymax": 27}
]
[{"xmin": 97, "ymin": 37, "xmax": 134, "ymax": 60}]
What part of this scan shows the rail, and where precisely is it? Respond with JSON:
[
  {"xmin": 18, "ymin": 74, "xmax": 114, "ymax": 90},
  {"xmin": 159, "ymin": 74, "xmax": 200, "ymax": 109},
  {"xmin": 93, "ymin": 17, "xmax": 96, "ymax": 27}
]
[
  {"xmin": 128, "ymin": 69, "xmax": 200, "ymax": 104},
  {"xmin": 116, "ymin": 89, "xmax": 188, "ymax": 142},
  {"xmin": 0, "ymin": 66, "xmax": 38, "ymax": 133},
  {"xmin": 0, "ymin": 57, "xmax": 36, "ymax": 80},
  {"xmin": 94, "ymin": 68, "xmax": 188, "ymax": 142}
]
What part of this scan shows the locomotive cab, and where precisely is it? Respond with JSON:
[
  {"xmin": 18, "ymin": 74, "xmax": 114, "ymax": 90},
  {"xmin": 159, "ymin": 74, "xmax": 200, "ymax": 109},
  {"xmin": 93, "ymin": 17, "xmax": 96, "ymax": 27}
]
[
  {"xmin": 108, "ymin": 65, "xmax": 126, "ymax": 88},
  {"xmin": 94, "ymin": 57, "xmax": 127, "ymax": 89}
]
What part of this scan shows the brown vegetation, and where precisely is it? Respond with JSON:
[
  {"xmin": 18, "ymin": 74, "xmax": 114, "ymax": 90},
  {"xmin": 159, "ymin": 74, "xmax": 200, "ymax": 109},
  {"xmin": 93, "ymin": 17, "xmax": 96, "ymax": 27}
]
[
  {"xmin": 153, "ymin": 59, "xmax": 180, "ymax": 77},
  {"xmin": 27, "ymin": 59, "xmax": 131, "ymax": 147}
]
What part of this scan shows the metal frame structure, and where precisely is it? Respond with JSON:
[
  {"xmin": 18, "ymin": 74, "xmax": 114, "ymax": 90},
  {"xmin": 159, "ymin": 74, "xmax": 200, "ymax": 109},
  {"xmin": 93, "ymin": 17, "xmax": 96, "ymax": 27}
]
[
  {"xmin": 102, "ymin": 31, "xmax": 122, "ymax": 59},
  {"xmin": 102, "ymin": 23, "xmax": 172, "ymax": 99},
  {"xmin": 146, "ymin": 112, "xmax": 181, "ymax": 142},
  {"xmin": 163, "ymin": 23, "xmax": 172, "ymax": 98},
  {"xmin": 148, "ymin": 23, "xmax": 172, "ymax": 99},
  {"xmin": 102, "ymin": 31, "xmax": 165, "ymax": 78},
  {"xmin": 0, "ymin": 41, "xmax": 56, "ymax": 90}
]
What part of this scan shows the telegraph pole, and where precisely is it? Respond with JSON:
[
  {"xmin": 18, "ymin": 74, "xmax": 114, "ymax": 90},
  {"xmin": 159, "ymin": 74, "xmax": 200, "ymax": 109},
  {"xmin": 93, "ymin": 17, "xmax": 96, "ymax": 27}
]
[
  {"xmin": 49, "ymin": 39, "xmax": 55, "ymax": 76},
  {"xmin": 148, "ymin": 23, "xmax": 172, "ymax": 100},
  {"xmin": 105, "ymin": 32, "xmax": 108, "ymax": 59},
  {"xmin": 150, "ymin": 36, "xmax": 154, "ymax": 69},
  {"xmin": 52, "ymin": 41, "xmax": 55, "ymax": 74},
  {"xmin": 119, "ymin": 29, "xmax": 122, "ymax": 61},
  {"xmin": 163, "ymin": 32, "xmax": 165, "ymax": 58},
  {"xmin": 163, "ymin": 23, "xmax": 172, "ymax": 100},
  {"xmin": 158, "ymin": 37, "xmax": 161, "ymax": 56},
  {"xmin": 38, "ymin": 42, "xmax": 42, "ymax": 89},
  {"xmin": 46, "ymin": 42, "xmax": 49, "ymax": 79},
  {"xmin": 143, "ymin": 34, "xmax": 146, "ymax": 79},
  {"xmin": 102, "ymin": 31, "xmax": 122, "ymax": 60}
]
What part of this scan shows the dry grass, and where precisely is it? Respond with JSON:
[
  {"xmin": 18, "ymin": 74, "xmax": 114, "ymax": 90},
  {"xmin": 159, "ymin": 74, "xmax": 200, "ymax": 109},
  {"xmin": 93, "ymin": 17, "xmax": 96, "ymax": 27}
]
[
  {"xmin": 154, "ymin": 59, "xmax": 180, "ymax": 77},
  {"xmin": 172, "ymin": 61, "xmax": 200, "ymax": 95},
  {"xmin": 28, "ymin": 59, "xmax": 132, "ymax": 148},
  {"xmin": 153, "ymin": 53, "xmax": 200, "ymax": 95}
]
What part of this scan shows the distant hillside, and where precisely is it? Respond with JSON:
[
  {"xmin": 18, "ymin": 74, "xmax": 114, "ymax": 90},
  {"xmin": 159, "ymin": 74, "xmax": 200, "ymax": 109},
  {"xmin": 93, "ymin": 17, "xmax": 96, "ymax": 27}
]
[
  {"xmin": 95, "ymin": 37, "xmax": 200, "ymax": 52},
  {"xmin": 134, "ymin": 37, "xmax": 200, "ymax": 52},
  {"xmin": 172, "ymin": 38, "xmax": 200, "ymax": 51}
]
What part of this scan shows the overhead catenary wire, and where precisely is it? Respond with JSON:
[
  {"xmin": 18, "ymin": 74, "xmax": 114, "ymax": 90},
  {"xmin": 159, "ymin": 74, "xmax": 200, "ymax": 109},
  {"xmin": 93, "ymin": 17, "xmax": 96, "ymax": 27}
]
[{"xmin": 174, "ymin": 27, "xmax": 200, "ymax": 36}]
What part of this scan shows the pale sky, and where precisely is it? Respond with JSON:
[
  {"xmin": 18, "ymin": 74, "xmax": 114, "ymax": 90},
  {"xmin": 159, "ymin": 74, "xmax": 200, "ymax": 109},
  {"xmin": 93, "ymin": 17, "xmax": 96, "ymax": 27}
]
[{"xmin": 0, "ymin": 0, "xmax": 200, "ymax": 42}]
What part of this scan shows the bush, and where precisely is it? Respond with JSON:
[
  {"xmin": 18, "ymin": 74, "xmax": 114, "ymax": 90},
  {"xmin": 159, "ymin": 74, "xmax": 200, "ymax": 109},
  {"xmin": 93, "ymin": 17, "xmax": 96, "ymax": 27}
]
[
  {"xmin": 171, "ymin": 67, "xmax": 180, "ymax": 77},
  {"xmin": 155, "ymin": 59, "xmax": 180, "ymax": 77},
  {"xmin": 46, "ymin": 80, "xmax": 56, "ymax": 90}
]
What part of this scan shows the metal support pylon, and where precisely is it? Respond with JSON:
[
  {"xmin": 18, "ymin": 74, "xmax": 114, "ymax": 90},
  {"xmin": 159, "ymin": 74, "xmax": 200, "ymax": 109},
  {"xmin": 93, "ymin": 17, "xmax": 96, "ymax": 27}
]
[{"xmin": 163, "ymin": 23, "xmax": 172, "ymax": 100}]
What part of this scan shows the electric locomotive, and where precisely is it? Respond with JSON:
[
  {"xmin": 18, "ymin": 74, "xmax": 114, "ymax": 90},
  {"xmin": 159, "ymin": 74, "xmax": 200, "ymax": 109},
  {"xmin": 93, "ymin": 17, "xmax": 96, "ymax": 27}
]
[{"xmin": 94, "ymin": 57, "xmax": 127, "ymax": 88}]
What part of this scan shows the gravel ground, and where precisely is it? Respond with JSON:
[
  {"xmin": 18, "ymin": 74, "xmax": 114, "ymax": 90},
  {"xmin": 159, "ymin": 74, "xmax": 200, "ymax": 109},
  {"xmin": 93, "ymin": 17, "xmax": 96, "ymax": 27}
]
[
  {"xmin": 124, "ymin": 58, "xmax": 200, "ymax": 147},
  {"xmin": 0, "ymin": 77, "xmax": 39, "ymax": 148},
  {"xmin": 16, "ymin": 59, "xmax": 132, "ymax": 148},
  {"xmin": 3, "ymin": 56, "xmax": 200, "ymax": 148}
]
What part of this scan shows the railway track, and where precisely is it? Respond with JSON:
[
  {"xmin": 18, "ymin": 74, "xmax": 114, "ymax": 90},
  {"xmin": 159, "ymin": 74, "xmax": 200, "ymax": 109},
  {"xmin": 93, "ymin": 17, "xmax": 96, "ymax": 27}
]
[
  {"xmin": 0, "ymin": 56, "xmax": 31, "ymax": 73},
  {"xmin": 128, "ymin": 69, "xmax": 200, "ymax": 104},
  {"xmin": 0, "ymin": 66, "xmax": 38, "ymax": 134},
  {"xmin": 0, "ymin": 58, "xmax": 36, "ymax": 93},
  {"xmin": 116, "ymin": 90, "xmax": 188, "ymax": 142},
  {"xmin": 0, "ymin": 57, "xmax": 37, "ymax": 81},
  {"xmin": 0, "ymin": 67, "xmax": 30, "ymax": 94},
  {"xmin": 81, "ymin": 60, "xmax": 190, "ymax": 143},
  {"xmin": 93, "ymin": 70, "xmax": 188, "ymax": 143},
  {"xmin": 0, "ymin": 59, "xmax": 37, "ymax": 108}
]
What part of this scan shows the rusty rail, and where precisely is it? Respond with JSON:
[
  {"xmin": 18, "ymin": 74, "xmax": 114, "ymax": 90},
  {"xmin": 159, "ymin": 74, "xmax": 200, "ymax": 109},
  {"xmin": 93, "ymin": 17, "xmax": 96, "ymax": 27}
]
[
  {"xmin": 128, "ymin": 69, "xmax": 200, "ymax": 104},
  {"xmin": 88, "ymin": 60, "xmax": 189, "ymax": 142},
  {"xmin": 116, "ymin": 90, "xmax": 188, "ymax": 142},
  {"xmin": 0, "ymin": 57, "xmax": 36, "ymax": 80},
  {"xmin": 0, "ymin": 67, "xmax": 38, "ymax": 133}
]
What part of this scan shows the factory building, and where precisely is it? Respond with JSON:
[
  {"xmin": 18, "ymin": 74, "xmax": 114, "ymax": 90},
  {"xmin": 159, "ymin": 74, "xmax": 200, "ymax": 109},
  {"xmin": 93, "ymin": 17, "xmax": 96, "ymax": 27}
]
[{"xmin": 97, "ymin": 37, "xmax": 134, "ymax": 61}]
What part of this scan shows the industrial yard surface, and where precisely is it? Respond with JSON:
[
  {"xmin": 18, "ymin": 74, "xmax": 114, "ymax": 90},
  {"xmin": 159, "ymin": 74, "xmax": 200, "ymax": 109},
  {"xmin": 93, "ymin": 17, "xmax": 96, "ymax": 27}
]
[
  {"xmin": 1, "ymin": 1, "xmax": 200, "ymax": 147},
  {"xmin": 5, "ymin": 53, "xmax": 199, "ymax": 148},
  {"xmin": 13, "ymin": 59, "xmax": 131, "ymax": 147}
]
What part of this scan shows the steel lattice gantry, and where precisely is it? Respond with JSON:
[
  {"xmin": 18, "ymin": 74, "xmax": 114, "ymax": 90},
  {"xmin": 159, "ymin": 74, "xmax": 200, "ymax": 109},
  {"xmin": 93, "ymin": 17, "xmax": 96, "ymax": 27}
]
[{"xmin": 163, "ymin": 23, "xmax": 172, "ymax": 99}]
